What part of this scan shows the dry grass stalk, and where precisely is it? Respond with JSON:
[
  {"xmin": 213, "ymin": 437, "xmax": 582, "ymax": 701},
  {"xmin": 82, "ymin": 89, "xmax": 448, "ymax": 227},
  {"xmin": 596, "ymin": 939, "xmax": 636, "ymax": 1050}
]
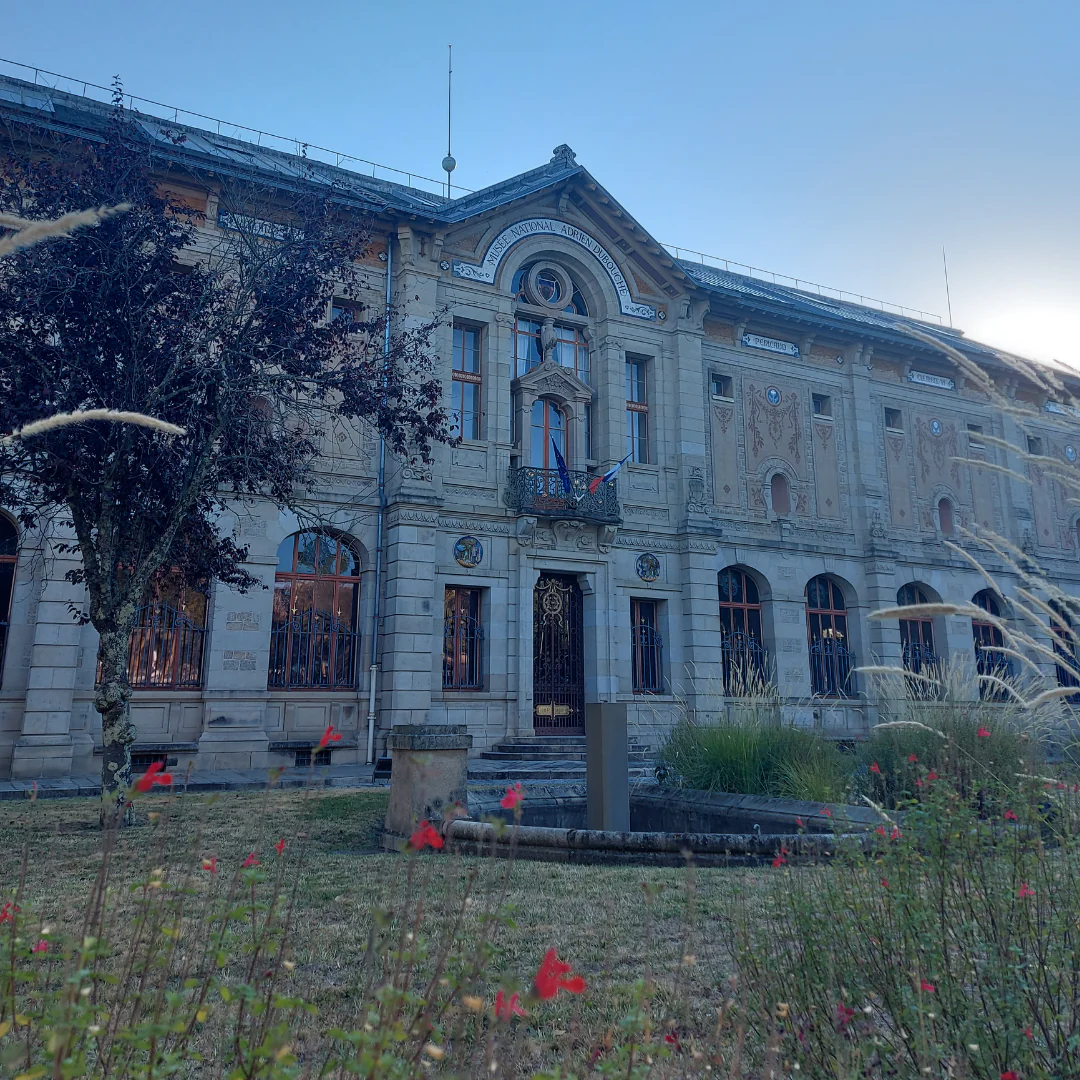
[
  {"xmin": 2, "ymin": 409, "xmax": 185, "ymax": 443},
  {"xmin": 948, "ymin": 456, "xmax": 1030, "ymax": 484},
  {"xmin": 0, "ymin": 203, "xmax": 130, "ymax": 258}
]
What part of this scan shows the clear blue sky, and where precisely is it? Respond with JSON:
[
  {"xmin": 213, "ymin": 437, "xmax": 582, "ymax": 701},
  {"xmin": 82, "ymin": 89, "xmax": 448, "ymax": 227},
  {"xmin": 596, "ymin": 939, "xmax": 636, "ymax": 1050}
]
[{"xmin": 5, "ymin": 1, "xmax": 1079, "ymax": 365}]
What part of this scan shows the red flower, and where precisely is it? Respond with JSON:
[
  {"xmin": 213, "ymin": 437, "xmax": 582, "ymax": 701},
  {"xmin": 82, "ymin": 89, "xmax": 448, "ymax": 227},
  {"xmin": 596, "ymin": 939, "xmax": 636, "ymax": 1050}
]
[
  {"xmin": 1001, "ymin": 1073, "xmax": 1019, "ymax": 1080},
  {"xmin": 869, "ymin": 762, "xmax": 881, "ymax": 774},
  {"xmin": 664, "ymin": 1031, "xmax": 681, "ymax": 1050},
  {"xmin": 409, "ymin": 821, "xmax": 444, "ymax": 851},
  {"xmin": 796, "ymin": 817, "xmax": 804, "ymax": 828},
  {"xmin": 772, "ymin": 847, "xmax": 789, "ymax": 868},
  {"xmin": 915, "ymin": 779, "xmax": 925, "ymax": 788},
  {"xmin": 920, "ymin": 979, "xmax": 935, "ymax": 993},
  {"xmin": 908, "ymin": 754, "xmax": 918, "ymax": 763},
  {"xmin": 836, "ymin": 1003, "xmax": 856, "ymax": 1029},
  {"xmin": 494, "ymin": 990, "xmax": 526, "ymax": 1020},
  {"xmin": 926, "ymin": 771, "xmax": 939, "ymax": 782},
  {"xmin": 316, "ymin": 724, "xmax": 342, "ymax": 751},
  {"xmin": 880, "ymin": 878, "xmax": 889, "ymax": 888},
  {"xmin": 534, "ymin": 948, "xmax": 586, "ymax": 999},
  {"xmin": 1024, "ymin": 1027, "xmax": 1033, "ymax": 1040},
  {"xmin": 134, "ymin": 760, "xmax": 173, "ymax": 793},
  {"xmin": 890, "ymin": 826, "xmax": 902, "ymax": 841},
  {"xmin": 274, "ymin": 837, "xmax": 286, "ymax": 856},
  {"xmin": 1005, "ymin": 809, "xmax": 1018, "ymax": 821},
  {"xmin": 0, "ymin": 902, "xmax": 18, "ymax": 924},
  {"xmin": 1018, "ymin": 882, "xmax": 1035, "ymax": 899},
  {"xmin": 242, "ymin": 853, "xmax": 260, "ymax": 868},
  {"xmin": 500, "ymin": 783, "xmax": 524, "ymax": 810},
  {"xmin": 821, "ymin": 807, "xmax": 832, "ymax": 818},
  {"xmin": 977, "ymin": 726, "xmax": 992, "ymax": 738},
  {"xmin": 201, "ymin": 856, "xmax": 217, "ymax": 874},
  {"xmin": 876, "ymin": 826, "xmax": 887, "ymax": 837},
  {"xmin": 31, "ymin": 940, "xmax": 48, "ymax": 954}
]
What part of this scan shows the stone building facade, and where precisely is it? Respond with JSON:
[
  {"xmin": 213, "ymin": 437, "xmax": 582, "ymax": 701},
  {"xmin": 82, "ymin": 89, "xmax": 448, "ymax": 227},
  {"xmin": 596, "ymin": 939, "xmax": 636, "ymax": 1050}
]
[{"xmin": 3, "ymin": 71, "xmax": 1080, "ymax": 778}]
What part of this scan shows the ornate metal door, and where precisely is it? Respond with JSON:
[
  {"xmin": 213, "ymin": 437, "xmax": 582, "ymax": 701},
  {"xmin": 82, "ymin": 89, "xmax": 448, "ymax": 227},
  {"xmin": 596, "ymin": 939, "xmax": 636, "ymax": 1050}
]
[{"xmin": 532, "ymin": 574, "xmax": 584, "ymax": 733}]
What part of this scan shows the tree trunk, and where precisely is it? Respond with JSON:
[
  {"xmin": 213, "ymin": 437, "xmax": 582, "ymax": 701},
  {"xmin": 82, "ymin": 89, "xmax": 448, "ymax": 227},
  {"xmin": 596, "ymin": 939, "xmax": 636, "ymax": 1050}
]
[{"xmin": 95, "ymin": 627, "xmax": 135, "ymax": 825}]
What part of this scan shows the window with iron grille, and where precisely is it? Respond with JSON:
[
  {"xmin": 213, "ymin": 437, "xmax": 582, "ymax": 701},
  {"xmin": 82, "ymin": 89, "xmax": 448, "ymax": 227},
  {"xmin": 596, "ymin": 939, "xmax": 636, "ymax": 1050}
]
[
  {"xmin": 1051, "ymin": 616, "xmax": 1080, "ymax": 695},
  {"xmin": 443, "ymin": 587, "xmax": 484, "ymax": 690},
  {"xmin": 626, "ymin": 357, "xmax": 649, "ymax": 463},
  {"xmin": 630, "ymin": 598, "xmax": 663, "ymax": 694},
  {"xmin": 269, "ymin": 532, "xmax": 361, "ymax": 690},
  {"xmin": 718, "ymin": 567, "xmax": 767, "ymax": 694},
  {"xmin": 805, "ymin": 575, "xmax": 856, "ymax": 698},
  {"xmin": 971, "ymin": 589, "xmax": 1012, "ymax": 700},
  {"xmin": 97, "ymin": 574, "xmax": 208, "ymax": 690},
  {"xmin": 451, "ymin": 323, "xmax": 482, "ymax": 440},
  {"xmin": 0, "ymin": 516, "xmax": 16, "ymax": 690}
]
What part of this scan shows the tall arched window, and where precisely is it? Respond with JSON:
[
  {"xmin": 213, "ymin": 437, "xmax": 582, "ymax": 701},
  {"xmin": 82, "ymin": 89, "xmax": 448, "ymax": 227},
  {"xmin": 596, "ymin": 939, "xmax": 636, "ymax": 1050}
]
[
  {"xmin": 530, "ymin": 398, "xmax": 566, "ymax": 469},
  {"xmin": 897, "ymin": 584, "xmax": 938, "ymax": 675},
  {"xmin": 1050, "ymin": 604, "xmax": 1080, "ymax": 695},
  {"xmin": 770, "ymin": 473, "xmax": 790, "ymax": 515},
  {"xmin": 805, "ymin": 575, "xmax": 856, "ymax": 698},
  {"xmin": 270, "ymin": 531, "xmax": 361, "ymax": 689},
  {"xmin": 718, "ymin": 567, "xmax": 766, "ymax": 693},
  {"xmin": 0, "ymin": 517, "xmax": 17, "ymax": 688},
  {"xmin": 937, "ymin": 497, "xmax": 954, "ymax": 536},
  {"xmin": 972, "ymin": 589, "xmax": 1011, "ymax": 699}
]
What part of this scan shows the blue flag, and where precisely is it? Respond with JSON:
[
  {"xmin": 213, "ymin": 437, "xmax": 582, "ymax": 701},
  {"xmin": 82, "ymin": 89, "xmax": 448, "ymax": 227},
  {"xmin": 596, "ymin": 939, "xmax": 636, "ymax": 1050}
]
[{"xmin": 550, "ymin": 437, "xmax": 574, "ymax": 496}]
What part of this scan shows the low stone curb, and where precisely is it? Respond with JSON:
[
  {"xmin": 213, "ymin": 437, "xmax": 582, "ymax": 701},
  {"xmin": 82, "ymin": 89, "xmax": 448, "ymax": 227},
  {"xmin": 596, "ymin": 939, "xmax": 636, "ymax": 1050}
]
[{"xmin": 444, "ymin": 818, "xmax": 869, "ymax": 867}]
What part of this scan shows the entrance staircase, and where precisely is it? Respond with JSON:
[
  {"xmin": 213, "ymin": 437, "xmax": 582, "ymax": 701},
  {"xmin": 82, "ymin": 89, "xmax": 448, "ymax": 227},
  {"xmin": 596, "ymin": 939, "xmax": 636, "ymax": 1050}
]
[{"xmin": 468, "ymin": 734, "xmax": 655, "ymax": 783}]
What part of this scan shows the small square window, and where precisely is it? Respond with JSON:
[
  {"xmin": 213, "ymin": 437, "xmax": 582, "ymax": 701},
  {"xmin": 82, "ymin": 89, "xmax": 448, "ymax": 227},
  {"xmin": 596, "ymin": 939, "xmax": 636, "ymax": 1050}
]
[
  {"xmin": 331, "ymin": 299, "xmax": 362, "ymax": 328},
  {"xmin": 1028, "ymin": 435, "xmax": 1044, "ymax": 456},
  {"xmin": 967, "ymin": 423, "xmax": 985, "ymax": 453},
  {"xmin": 884, "ymin": 407, "xmax": 903, "ymax": 432},
  {"xmin": 711, "ymin": 373, "xmax": 734, "ymax": 400},
  {"xmin": 812, "ymin": 393, "xmax": 832, "ymax": 419}
]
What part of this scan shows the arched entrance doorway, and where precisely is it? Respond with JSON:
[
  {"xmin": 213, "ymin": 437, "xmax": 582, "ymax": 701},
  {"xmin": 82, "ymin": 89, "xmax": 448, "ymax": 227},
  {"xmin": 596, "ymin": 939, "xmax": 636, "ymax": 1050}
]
[{"xmin": 533, "ymin": 574, "xmax": 584, "ymax": 733}]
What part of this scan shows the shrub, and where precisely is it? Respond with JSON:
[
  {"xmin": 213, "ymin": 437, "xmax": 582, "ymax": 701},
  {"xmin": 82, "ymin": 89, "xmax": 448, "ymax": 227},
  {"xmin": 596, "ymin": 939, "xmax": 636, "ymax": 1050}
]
[
  {"xmin": 659, "ymin": 718, "xmax": 849, "ymax": 802},
  {"xmin": 731, "ymin": 771, "xmax": 1080, "ymax": 1078}
]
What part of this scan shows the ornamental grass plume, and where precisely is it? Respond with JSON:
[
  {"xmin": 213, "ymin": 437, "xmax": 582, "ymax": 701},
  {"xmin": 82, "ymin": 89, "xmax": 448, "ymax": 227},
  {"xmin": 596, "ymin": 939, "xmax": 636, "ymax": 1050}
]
[{"xmin": 0, "ymin": 203, "xmax": 130, "ymax": 258}]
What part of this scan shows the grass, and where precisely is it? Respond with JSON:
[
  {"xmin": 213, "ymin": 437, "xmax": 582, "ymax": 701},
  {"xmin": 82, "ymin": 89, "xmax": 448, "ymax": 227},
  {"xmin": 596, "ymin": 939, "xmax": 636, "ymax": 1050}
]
[{"xmin": 0, "ymin": 787, "xmax": 767, "ymax": 1064}]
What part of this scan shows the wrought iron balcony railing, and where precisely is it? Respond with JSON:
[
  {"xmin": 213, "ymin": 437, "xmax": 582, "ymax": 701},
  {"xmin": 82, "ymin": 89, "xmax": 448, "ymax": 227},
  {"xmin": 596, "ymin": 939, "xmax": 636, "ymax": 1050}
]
[{"xmin": 505, "ymin": 466, "xmax": 620, "ymax": 524}]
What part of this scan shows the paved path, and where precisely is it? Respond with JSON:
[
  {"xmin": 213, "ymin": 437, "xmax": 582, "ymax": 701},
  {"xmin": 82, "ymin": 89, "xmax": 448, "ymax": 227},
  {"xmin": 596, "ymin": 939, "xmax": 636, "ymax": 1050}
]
[{"xmin": 0, "ymin": 759, "xmax": 656, "ymax": 801}]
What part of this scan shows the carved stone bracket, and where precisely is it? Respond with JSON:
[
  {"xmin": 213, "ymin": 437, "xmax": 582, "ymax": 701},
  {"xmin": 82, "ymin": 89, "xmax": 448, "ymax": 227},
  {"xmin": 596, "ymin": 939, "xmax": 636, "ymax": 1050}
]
[
  {"xmin": 597, "ymin": 524, "xmax": 618, "ymax": 553},
  {"xmin": 516, "ymin": 516, "xmax": 538, "ymax": 547}
]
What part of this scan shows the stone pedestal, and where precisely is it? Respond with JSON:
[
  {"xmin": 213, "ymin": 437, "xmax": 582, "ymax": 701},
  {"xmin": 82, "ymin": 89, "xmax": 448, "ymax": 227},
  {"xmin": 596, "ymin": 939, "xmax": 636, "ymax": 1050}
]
[
  {"xmin": 382, "ymin": 724, "xmax": 472, "ymax": 851},
  {"xmin": 585, "ymin": 702, "xmax": 629, "ymax": 832}
]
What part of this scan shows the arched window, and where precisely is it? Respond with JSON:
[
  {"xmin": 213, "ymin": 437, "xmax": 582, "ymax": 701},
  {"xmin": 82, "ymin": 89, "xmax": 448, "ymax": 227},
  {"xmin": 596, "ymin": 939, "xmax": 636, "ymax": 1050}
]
[
  {"xmin": 530, "ymin": 398, "xmax": 566, "ymax": 469},
  {"xmin": 937, "ymin": 497, "xmax": 954, "ymax": 536},
  {"xmin": 129, "ymin": 579, "xmax": 207, "ymax": 689},
  {"xmin": 805, "ymin": 575, "xmax": 856, "ymax": 698},
  {"xmin": 95, "ymin": 575, "xmax": 208, "ymax": 689},
  {"xmin": 1050, "ymin": 605, "xmax": 1080, "ymax": 694},
  {"xmin": 270, "ymin": 531, "xmax": 361, "ymax": 689},
  {"xmin": 0, "ymin": 517, "xmax": 17, "ymax": 688},
  {"xmin": 770, "ymin": 473, "xmax": 790, "ymax": 515},
  {"xmin": 972, "ymin": 589, "xmax": 1012, "ymax": 699},
  {"xmin": 897, "ymin": 584, "xmax": 938, "ymax": 675},
  {"xmin": 718, "ymin": 567, "xmax": 766, "ymax": 693}
]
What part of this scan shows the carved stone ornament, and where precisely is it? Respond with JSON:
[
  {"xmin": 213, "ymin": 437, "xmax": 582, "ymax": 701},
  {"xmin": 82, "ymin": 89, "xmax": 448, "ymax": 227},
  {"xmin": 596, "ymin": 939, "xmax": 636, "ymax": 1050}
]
[
  {"xmin": 597, "ymin": 524, "xmax": 618, "ymax": 553},
  {"xmin": 516, "ymin": 516, "xmax": 538, "ymax": 547},
  {"xmin": 552, "ymin": 519, "xmax": 586, "ymax": 547},
  {"xmin": 870, "ymin": 509, "xmax": 888, "ymax": 539}
]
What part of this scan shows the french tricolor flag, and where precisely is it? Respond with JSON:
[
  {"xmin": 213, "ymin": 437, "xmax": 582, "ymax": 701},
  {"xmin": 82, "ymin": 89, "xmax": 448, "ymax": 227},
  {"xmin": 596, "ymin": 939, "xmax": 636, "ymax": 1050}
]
[{"xmin": 588, "ymin": 453, "xmax": 631, "ymax": 495}]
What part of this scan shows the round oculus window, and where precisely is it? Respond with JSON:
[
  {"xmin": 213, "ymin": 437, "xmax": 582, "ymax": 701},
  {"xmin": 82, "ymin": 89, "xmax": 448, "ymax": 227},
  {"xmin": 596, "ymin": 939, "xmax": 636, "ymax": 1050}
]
[{"xmin": 524, "ymin": 263, "xmax": 574, "ymax": 312}]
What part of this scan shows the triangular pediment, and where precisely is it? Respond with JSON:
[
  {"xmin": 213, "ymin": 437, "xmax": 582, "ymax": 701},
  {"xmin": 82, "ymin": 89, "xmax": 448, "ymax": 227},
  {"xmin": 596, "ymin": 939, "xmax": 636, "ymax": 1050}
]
[
  {"xmin": 440, "ymin": 147, "xmax": 691, "ymax": 307},
  {"xmin": 513, "ymin": 358, "xmax": 592, "ymax": 403}
]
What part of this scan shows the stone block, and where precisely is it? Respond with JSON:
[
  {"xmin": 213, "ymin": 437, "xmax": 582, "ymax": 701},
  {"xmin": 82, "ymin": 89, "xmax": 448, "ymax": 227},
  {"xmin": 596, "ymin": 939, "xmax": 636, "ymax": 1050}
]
[
  {"xmin": 382, "ymin": 724, "xmax": 472, "ymax": 849},
  {"xmin": 585, "ymin": 702, "xmax": 629, "ymax": 832}
]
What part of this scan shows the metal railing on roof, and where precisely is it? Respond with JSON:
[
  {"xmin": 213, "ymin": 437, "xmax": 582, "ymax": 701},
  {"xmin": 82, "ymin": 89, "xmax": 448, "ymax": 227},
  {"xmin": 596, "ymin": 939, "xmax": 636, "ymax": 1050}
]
[
  {"xmin": 664, "ymin": 242, "xmax": 943, "ymax": 325},
  {"xmin": 0, "ymin": 57, "xmax": 475, "ymax": 199}
]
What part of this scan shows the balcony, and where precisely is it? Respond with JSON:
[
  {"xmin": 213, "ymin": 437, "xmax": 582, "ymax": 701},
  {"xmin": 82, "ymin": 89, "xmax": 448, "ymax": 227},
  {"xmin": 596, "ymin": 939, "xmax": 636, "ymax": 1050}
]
[{"xmin": 505, "ymin": 466, "xmax": 620, "ymax": 524}]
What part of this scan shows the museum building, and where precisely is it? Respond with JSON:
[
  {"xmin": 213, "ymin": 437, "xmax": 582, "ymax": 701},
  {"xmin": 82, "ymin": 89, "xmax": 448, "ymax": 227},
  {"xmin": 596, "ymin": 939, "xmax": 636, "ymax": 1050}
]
[{"xmin": 2, "ymin": 67, "xmax": 1080, "ymax": 778}]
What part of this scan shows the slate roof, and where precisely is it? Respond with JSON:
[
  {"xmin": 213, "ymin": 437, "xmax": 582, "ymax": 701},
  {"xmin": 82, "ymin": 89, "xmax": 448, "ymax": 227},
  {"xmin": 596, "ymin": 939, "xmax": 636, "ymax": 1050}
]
[{"xmin": 1, "ymin": 71, "xmax": 1073, "ymax": 384}]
